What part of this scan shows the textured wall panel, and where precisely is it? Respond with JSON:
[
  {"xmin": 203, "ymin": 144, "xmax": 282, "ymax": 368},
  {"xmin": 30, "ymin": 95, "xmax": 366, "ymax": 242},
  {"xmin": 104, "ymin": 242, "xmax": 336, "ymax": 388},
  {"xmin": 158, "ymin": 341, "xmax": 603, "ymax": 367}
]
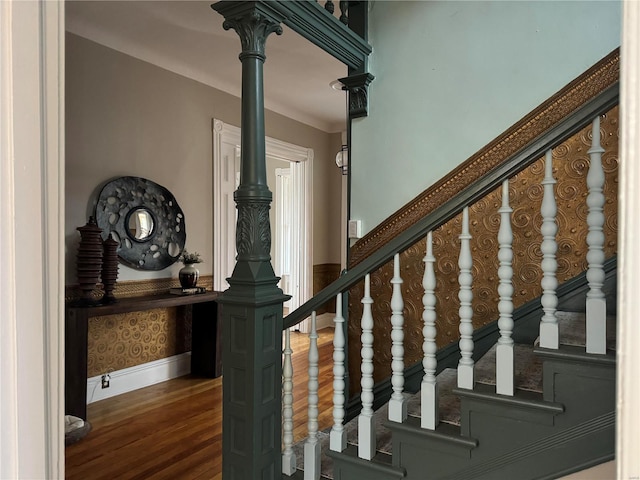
[
  {"xmin": 66, "ymin": 275, "xmax": 211, "ymax": 377},
  {"xmin": 87, "ymin": 307, "xmax": 191, "ymax": 377},
  {"xmin": 348, "ymin": 106, "xmax": 619, "ymax": 395}
]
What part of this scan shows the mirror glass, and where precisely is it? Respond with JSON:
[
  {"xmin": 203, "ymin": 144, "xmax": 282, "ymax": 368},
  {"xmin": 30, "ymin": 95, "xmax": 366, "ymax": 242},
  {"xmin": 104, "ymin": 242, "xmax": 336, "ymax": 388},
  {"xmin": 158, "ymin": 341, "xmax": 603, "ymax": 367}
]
[{"xmin": 127, "ymin": 208, "xmax": 155, "ymax": 241}]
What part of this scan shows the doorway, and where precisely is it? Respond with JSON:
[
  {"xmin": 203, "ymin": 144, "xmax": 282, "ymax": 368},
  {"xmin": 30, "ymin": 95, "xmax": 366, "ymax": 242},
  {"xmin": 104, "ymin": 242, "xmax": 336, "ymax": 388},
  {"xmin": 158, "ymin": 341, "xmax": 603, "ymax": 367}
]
[
  {"xmin": 212, "ymin": 119, "xmax": 313, "ymax": 316},
  {"xmin": 273, "ymin": 166, "xmax": 293, "ymax": 312}
]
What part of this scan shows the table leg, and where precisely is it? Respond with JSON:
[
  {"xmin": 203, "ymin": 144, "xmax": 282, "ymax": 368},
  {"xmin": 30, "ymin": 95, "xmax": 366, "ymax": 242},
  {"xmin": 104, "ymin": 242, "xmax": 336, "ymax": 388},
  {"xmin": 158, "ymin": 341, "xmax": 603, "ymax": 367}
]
[
  {"xmin": 191, "ymin": 300, "xmax": 222, "ymax": 377},
  {"xmin": 65, "ymin": 308, "xmax": 89, "ymax": 420}
]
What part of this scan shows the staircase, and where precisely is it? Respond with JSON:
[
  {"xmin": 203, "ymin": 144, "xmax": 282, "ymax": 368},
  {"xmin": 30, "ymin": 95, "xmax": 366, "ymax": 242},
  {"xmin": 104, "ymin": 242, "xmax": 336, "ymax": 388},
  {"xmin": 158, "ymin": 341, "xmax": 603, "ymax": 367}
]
[
  {"xmin": 281, "ymin": 54, "xmax": 619, "ymax": 480},
  {"xmin": 330, "ymin": 312, "xmax": 615, "ymax": 480},
  {"xmin": 286, "ymin": 281, "xmax": 617, "ymax": 479}
]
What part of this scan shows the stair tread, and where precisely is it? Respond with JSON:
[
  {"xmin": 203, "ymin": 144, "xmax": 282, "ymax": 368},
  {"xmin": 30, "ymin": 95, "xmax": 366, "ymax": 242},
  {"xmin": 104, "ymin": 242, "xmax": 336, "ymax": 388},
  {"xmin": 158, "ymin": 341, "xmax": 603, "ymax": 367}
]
[
  {"xmin": 474, "ymin": 343, "xmax": 544, "ymax": 393},
  {"xmin": 406, "ymin": 368, "xmax": 462, "ymax": 426},
  {"xmin": 556, "ymin": 311, "xmax": 617, "ymax": 351}
]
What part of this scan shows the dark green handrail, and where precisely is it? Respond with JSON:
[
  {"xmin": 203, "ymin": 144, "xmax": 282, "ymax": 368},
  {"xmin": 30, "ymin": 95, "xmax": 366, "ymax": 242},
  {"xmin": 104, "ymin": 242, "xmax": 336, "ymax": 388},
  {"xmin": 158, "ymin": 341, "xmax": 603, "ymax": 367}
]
[{"xmin": 283, "ymin": 83, "xmax": 619, "ymax": 330}]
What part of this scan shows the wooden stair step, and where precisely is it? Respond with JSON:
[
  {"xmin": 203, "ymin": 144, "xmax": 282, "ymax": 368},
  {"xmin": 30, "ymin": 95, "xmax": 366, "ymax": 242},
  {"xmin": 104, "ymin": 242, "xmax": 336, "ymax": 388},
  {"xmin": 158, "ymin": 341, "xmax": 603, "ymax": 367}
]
[
  {"xmin": 556, "ymin": 311, "xmax": 617, "ymax": 351},
  {"xmin": 473, "ymin": 343, "xmax": 544, "ymax": 393}
]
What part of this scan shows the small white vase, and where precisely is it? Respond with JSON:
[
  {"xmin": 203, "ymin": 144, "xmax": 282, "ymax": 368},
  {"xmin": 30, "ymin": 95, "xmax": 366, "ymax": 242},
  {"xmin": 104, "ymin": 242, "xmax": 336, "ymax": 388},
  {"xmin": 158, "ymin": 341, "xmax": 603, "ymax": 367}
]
[{"xmin": 179, "ymin": 263, "xmax": 200, "ymax": 288}]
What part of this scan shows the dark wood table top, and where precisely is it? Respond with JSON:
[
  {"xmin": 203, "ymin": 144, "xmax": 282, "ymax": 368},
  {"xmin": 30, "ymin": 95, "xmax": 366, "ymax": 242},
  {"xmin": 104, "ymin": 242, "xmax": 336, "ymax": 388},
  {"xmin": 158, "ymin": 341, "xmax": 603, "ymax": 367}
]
[{"xmin": 66, "ymin": 290, "xmax": 222, "ymax": 317}]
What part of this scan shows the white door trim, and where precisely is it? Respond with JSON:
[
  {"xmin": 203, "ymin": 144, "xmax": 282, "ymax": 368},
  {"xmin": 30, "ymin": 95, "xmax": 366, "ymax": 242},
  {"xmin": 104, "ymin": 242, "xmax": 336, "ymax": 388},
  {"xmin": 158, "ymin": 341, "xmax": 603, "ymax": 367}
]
[
  {"xmin": 618, "ymin": 3, "xmax": 640, "ymax": 477},
  {"xmin": 212, "ymin": 119, "xmax": 314, "ymax": 312},
  {"xmin": 274, "ymin": 167, "xmax": 292, "ymax": 307},
  {"xmin": 1, "ymin": 1, "xmax": 65, "ymax": 478}
]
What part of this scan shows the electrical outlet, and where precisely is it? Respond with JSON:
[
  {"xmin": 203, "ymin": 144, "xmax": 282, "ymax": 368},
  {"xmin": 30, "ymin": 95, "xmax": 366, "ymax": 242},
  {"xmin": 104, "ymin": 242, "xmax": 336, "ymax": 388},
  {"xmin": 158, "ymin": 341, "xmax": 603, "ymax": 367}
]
[{"xmin": 101, "ymin": 374, "xmax": 110, "ymax": 389}]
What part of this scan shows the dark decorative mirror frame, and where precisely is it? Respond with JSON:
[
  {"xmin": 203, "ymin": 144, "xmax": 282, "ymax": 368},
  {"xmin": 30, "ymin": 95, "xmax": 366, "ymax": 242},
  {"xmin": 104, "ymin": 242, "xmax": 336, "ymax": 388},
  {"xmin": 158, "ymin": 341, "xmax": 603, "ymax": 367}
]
[{"xmin": 95, "ymin": 176, "xmax": 186, "ymax": 270}]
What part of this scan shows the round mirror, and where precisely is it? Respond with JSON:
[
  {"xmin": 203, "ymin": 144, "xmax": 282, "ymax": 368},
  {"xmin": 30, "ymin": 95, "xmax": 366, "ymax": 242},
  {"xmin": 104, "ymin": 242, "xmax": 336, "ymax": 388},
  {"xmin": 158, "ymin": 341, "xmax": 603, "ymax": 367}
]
[
  {"xmin": 126, "ymin": 208, "xmax": 155, "ymax": 242},
  {"xmin": 94, "ymin": 176, "xmax": 186, "ymax": 270}
]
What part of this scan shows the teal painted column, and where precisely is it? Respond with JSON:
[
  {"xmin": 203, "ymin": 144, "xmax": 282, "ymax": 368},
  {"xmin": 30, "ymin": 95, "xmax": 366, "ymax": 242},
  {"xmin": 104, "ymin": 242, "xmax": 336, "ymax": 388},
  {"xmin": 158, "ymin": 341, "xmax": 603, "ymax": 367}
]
[{"xmin": 211, "ymin": 2, "xmax": 289, "ymax": 479}]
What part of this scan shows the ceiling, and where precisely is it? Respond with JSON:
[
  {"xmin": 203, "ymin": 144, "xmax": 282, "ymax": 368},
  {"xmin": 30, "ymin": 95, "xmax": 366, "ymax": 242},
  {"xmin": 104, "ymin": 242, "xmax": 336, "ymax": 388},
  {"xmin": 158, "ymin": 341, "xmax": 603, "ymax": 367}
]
[{"xmin": 65, "ymin": 1, "xmax": 349, "ymax": 133}]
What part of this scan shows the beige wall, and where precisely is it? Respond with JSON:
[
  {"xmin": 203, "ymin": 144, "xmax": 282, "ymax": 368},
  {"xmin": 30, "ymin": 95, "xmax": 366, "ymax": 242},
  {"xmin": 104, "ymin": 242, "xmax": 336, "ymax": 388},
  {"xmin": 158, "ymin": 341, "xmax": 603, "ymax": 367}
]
[{"xmin": 66, "ymin": 33, "xmax": 342, "ymax": 285}]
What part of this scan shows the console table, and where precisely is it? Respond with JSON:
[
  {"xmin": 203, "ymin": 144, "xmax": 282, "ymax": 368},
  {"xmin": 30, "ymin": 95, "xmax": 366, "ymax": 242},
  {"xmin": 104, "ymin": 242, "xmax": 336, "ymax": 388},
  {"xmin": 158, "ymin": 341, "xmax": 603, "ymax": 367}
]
[{"xmin": 65, "ymin": 290, "xmax": 222, "ymax": 421}]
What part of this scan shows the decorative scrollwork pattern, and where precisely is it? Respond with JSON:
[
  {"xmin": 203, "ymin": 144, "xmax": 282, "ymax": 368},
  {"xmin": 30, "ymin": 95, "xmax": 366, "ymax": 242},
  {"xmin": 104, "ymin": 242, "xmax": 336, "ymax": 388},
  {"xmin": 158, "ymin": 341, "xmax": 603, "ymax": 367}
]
[
  {"xmin": 347, "ymin": 105, "xmax": 619, "ymax": 395},
  {"xmin": 87, "ymin": 307, "xmax": 192, "ymax": 377}
]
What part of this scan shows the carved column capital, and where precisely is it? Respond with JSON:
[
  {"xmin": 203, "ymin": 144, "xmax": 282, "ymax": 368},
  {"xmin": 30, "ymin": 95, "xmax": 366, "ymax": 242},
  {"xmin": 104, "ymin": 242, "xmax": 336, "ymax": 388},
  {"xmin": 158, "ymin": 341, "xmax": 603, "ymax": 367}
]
[
  {"xmin": 213, "ymin": 1, "xmax": 284, "ymax": 59},
  {"xmin": 339, "ymin": 72, "xmax": 375, "ymax": 118}
]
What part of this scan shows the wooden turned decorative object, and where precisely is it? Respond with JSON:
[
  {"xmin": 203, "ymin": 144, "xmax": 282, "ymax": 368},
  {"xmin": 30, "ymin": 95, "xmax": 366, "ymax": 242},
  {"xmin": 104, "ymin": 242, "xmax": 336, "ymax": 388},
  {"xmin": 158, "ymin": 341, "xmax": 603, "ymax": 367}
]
[
  {"xmin": 101, "ymin": 237, "xmax": 119, "ymax": 304},
  {"xmin": 75, "ymin": 216, "xmax": 103, "ymax": 306}
]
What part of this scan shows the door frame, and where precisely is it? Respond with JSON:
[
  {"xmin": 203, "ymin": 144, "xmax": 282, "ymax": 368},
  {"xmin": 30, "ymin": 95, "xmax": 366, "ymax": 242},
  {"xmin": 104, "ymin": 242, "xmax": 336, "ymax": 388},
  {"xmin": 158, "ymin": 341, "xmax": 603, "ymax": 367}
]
[
  {"xmin": 1, "ymin": 1, "xmax": 65, "ymax": 477},
  {"xmin": 212, "ymin": 119, "xmax": 314, "ymax": 312},
  {"xmin": 274, "ymin": 166, "xmax": 293, "ymax": 309}
]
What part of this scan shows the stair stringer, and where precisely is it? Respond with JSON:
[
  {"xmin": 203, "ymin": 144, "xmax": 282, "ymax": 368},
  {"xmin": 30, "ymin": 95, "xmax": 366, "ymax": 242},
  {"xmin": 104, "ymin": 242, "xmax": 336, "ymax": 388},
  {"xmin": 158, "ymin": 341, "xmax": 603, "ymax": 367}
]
[
  {"xmin": 536, "ymin": 345, "xmax": 616, "ymax": 427},
  {"xmin": 386, "ymin": 417, "xmax": 478, "ymax": 479},
  {"xmin": 327, "ymin": 445, "xmax": 406, "ymax": 480},
  {"xmin": 384, "ymin": 346, "xmax": 616, "ymax": 480},
  {"xmin": 436, "ymin": 411, "xmax": 615, "ymax": 480}
]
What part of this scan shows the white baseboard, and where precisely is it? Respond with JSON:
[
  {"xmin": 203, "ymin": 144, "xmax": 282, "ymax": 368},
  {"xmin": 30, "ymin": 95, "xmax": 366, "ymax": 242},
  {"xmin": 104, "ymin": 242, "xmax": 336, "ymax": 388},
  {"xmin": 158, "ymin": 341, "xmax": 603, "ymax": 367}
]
[
  {"xmin": 293, "ymin": 312, "xmax": 335, "ymax": 333},
  {"xmin": 86, "ymin": 313, "xmax": 334, "ymax": 404},
  {"xmin": 316, "ymin": 312, "xmax": 335, "ymax": 331},
  {"xmin": 86, "ymin": 352, "xmax": 191, "ymax": 404}
]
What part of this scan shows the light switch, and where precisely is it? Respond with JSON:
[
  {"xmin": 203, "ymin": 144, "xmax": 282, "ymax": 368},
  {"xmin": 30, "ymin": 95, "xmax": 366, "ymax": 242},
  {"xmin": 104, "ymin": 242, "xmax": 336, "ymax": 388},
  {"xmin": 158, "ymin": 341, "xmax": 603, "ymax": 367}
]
[{"xmin": 348, "ymin": 220, "xmax": 362, "ymax": 239}]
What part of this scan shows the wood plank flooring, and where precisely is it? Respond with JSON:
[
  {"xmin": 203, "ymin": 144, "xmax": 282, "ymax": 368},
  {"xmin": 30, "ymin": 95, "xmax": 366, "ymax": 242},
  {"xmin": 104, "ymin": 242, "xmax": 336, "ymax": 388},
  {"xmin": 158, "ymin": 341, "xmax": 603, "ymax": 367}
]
[{"xmin": 66, "ymin": 328, "xmax": 335, "ymax": 480}]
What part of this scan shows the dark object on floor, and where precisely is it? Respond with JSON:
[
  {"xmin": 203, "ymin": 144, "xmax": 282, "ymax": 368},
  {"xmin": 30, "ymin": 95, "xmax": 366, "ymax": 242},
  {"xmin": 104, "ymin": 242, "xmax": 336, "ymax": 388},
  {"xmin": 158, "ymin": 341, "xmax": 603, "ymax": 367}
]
[{"xmin": 65, "ymin": 418, "xmax": 92, "ymax": 446}]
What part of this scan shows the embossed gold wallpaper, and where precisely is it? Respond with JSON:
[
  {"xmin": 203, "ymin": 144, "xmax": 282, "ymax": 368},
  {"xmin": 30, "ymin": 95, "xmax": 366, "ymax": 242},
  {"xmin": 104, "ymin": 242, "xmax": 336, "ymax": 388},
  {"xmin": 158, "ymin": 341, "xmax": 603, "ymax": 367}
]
[
  {"xmin": 347, "ymin": 106, "xmax": 619, "ymax": 395},
  {"xmin": 75, "ymin": 263, "xmax": 341, "ymax": 378},
  {"xmin": 67, "ymin": 275, "xmax": 212, "ymax": 377},
  {"xmin": 87, "ymin": 307, "xmax": 189, "ymax": 377}
]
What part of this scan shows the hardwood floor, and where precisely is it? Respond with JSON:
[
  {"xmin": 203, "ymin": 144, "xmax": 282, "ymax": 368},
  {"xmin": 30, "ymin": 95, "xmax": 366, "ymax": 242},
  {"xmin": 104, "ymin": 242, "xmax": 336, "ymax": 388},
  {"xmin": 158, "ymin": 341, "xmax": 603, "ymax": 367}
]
[{"xmin": 66, "ymin": 328, "xmax": 335, "ymax": 479}]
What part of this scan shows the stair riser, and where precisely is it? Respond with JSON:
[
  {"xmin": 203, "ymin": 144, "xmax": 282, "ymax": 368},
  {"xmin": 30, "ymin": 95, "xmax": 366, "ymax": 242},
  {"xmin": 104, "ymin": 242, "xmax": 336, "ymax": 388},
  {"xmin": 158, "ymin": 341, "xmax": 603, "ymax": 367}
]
[
  {"xmin": 388, "ymin": 412, "xmax": 614, "ymax": 480},
  {"xmin": 383, "ymin": 350, "xmax": 616, "ymax": 480},
  {"xmin": 542, "ymin": 360, "xmax": 616, "ymax": 427},
  {"xmin": 450, "ymin": 420, "xmax": 615, "ymax": 480},
  {"xmin": 328, "ymin": 446, "xmax": 405, "ymax": 480},
  {"xmin": 389, "ymin": 432, "xmax": 474, "ymax": 479}
]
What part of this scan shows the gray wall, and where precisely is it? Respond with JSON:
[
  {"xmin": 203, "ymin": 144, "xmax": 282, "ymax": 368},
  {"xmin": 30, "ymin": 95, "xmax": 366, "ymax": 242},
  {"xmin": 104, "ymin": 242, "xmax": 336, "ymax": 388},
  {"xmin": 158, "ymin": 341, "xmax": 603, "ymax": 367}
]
[
  {"xmin": 351, "ymin": 0, "xmax": 621, "ymax": 234},
  {"xmin": 66, "ymin": 33, "xmax": 342, "ymax": 284}
]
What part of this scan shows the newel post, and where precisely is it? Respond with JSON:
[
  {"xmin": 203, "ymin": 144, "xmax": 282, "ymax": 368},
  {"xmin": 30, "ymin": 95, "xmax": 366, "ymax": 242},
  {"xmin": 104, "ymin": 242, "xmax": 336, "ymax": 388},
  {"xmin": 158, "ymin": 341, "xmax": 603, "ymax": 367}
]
[{"xmin": 211, "ymin": 2, "xmax": 289, "ymax": 478}]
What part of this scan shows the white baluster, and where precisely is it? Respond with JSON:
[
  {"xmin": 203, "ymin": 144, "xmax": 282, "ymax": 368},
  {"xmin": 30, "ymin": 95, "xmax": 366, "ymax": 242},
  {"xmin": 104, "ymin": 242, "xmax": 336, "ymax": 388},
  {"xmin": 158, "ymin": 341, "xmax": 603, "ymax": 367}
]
[
  {"xmin": 304, "ymin": 312, "xmax": 320, "ymax": 480},
  {"xmin": 330, "ymin": 293, "xmax": 347, "ymax": 452},
  {"xmin": 358, "ymin": 274, "xmax": 376, "ymax": 460},
  {"xmin": 458, "ymin": 207, "xmax": 474, "ymax": 389},
  {"xmin": 496, "ymin": 180, "xmax": 515, "ymax": 396},
  {"xmin": 389, "ymin": 254, "xmax": 407, "ymax": 423},
  {"xmin": 586, "ymin": 115, "xmax": 607, "ymax": 355},
  {"xmin": 421, "ymin": 232, "xmax": 439, "ymax": 429},
  {"xmin": 282, "ymin": 329, "xmax": 296, "ymax": 475},
  {"xmin": 540, "ymin": 149, "xmax": 559, "ymax": 349}
]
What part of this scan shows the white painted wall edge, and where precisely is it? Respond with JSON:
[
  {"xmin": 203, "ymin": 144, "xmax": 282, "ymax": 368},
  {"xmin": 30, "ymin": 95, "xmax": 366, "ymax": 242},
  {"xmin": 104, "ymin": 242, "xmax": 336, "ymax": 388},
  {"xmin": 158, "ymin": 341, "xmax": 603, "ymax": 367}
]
[
  {"xmin": 1, "ymin": 1, "xmax": 65, "ymax": 478},
  {"xmin": 87, "ymin": 353, "xmax": 192, "ymax": 404},
  {"xmin": 618, "ymin": 3, "xmax": 640, "ymax": 478}
]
